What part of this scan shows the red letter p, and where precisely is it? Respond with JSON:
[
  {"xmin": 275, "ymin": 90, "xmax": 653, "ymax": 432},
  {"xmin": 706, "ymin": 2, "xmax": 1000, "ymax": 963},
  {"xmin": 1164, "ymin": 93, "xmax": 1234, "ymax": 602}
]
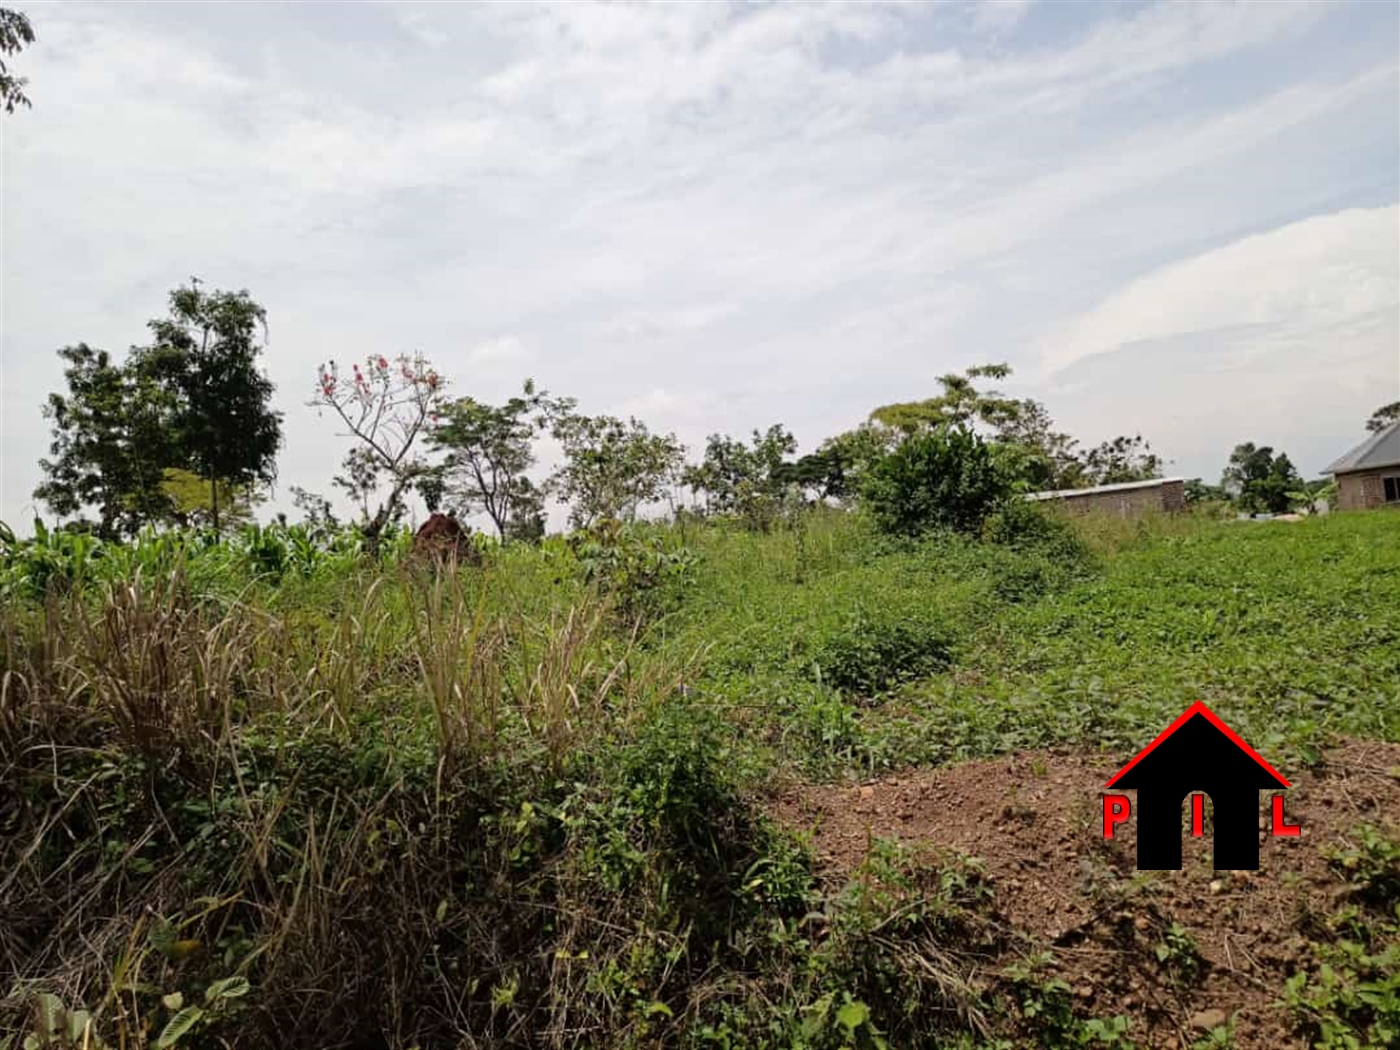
[{"xmin": 1103, "ymin": 794, "xmax": 1131, "ymax": 839}]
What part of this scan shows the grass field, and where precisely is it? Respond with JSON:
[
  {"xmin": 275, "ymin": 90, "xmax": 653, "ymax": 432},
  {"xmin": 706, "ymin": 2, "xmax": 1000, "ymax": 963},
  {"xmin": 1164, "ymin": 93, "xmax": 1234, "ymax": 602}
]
[{"xmin": 2, "ymin": 507, "xmax": 1397, "ymax": 1048}]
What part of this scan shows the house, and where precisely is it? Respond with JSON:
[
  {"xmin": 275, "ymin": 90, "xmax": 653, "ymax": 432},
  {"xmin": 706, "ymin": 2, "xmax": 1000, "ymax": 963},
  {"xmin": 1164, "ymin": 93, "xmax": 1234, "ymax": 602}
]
[
  {"xmin": 1105, "ymin": 701, "xmax": 1289, "ymax": 870},
  {"xmin": 1027, "ymin": 477, "xmax": 1184, "ymax": 518},
  {"xmin": 1325, "ymin": 420, "xmax": 1400, "ymax": 511}
]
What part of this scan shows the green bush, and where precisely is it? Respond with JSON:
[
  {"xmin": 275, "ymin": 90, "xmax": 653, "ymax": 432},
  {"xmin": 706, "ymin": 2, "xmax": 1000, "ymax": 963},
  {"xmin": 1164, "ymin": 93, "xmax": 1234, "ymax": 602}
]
[
  {"xmin": 861, "ymin": 427, "xmax": 1013, "ymax": 537},
  {"xmin": 809, "ymin": 605, "xmax": 952, "ymax": 695}
]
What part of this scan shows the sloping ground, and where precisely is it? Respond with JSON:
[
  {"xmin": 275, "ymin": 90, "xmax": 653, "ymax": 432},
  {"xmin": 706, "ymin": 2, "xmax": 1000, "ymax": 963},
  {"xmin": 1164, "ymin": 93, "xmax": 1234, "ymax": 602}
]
[{"xmin": 770, "ymin": 739, "xmax": 1400, "ymax": 1048}]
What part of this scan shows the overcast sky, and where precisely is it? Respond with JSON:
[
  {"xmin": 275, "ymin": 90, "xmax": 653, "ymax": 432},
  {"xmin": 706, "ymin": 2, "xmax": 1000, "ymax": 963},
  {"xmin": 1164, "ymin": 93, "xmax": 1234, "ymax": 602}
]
[{"xmin": 2, "ymin": 0, "xmax": 1398, "ymax": 529}]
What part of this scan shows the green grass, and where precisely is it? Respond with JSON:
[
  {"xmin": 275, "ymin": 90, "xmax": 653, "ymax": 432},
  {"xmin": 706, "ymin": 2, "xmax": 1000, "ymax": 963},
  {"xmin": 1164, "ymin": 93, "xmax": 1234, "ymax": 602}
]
[{"xmin": 2, "ymin": 505, "xmax": 1397, "ymax": 1048}]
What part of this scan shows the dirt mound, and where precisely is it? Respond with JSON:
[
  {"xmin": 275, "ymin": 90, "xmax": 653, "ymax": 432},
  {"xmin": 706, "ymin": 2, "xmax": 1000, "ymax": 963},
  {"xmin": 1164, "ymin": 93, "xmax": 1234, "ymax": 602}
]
[
  {"xmin": 770, "ymin": 739, "xmax": 1400, "ymax": 1048},
  {"xmin": 412, "ymin": 512, "xmax": 480, "ymax": 564}
]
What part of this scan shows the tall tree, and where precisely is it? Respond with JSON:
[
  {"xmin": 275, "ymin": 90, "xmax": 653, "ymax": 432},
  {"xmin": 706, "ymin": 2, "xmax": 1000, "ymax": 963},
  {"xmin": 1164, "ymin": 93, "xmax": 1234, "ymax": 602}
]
[
  {"xmin": 0, "ymin": 7, "xmax": 34, "ymax": 114},
  {"xmin": 869, "ymin": 363, "xmax": 1022, "ymax": 435},
  {"xmin": 132, "ymin": 282, "xmax": 282, "ymax": 531},
  {"xmin": 549, "ymin": 414, "xmax": 685, "ymax": 528},
  {"xmin": 35, "ymin": 344, "xmax": 179, "ymax": 537},
  {"xmin": 1366, "ymin": 401, "xmax": 1400, "ymax": 433},
  {"xmin": 1078, "ymin": 434, "xmax": 1163, "ymax": 486},
  {"xmin": 1221, "ymin": 442, "xmax": 1299, "ymax": 514},
  {"xmin": 994, "ymin": 399, "xmax": 1085, "ymax": 490},
  {"xmin": 310, "ymin": 353, "xmax": 445, "ymax": 553},
  {"xmin": 682, "ymin": 424, "xmax": 797, "ymax": 515},
  {"xmin": 428, "ymin": 380, "xmax": 573, "ymax": 539}
]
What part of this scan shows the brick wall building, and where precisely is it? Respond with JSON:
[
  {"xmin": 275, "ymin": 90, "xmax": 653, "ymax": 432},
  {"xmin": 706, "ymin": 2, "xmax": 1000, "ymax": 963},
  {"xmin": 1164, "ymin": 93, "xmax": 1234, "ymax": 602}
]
[
  {"xmin": 1027, "ymin": 477, "xmax": 1185, "ymax": 518},
  {"xmin": 1326, "ymin": 421, "xmax": 1400, "ymax": 512}
]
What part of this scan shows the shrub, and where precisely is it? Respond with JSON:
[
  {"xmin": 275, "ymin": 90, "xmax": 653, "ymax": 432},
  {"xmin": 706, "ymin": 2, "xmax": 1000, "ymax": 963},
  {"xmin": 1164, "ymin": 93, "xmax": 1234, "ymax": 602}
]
[
  {"xmin": 861, "ymin": 427, "xmax": 1013, "ymax": 537},
  {"xmin": 809, "ymin": 605, "xmax": 952, "ymax": 695}
]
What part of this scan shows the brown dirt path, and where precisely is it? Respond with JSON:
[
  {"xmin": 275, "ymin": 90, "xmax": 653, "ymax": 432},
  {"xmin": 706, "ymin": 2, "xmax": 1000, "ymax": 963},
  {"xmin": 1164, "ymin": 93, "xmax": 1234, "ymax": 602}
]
[{"xmin": 769, "ymin": 739, "xmax": 1400, "ymax": 1049}]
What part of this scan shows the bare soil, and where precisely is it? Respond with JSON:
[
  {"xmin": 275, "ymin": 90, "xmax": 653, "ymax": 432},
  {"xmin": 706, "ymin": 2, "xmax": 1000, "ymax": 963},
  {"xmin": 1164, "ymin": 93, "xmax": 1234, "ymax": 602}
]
[{"xmin": 769, "ymin": 739, "xmax": 1400, "ymax": 1049}]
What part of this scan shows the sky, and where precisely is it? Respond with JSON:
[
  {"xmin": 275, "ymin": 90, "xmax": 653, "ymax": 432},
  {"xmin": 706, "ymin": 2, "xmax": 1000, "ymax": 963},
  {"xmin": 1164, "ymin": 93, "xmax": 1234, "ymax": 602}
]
[{"xmin": 2, "ymin": 0, "xmax": 1398, "ymax": 530}]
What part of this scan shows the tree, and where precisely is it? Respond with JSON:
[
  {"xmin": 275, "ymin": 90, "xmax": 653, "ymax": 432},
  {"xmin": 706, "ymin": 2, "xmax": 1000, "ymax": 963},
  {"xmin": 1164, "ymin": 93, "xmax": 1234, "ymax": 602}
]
[
  {"xmin": 1184, "ymin": 478, "xmax": 1229, "ymax": 504},
  {"xmin": 310, "ymin": 353, "xmax": 445, "ymax": 553},
  {"xmin": 1078, "ymin": 434, "xmax": 1163, "ymax": 486},
  {"xmin": 1, "ymin": 8, "xmax": 34, "ymax": 114},
  {"xmin": 869, "ymin": 365, "xmax": 1099, "ymax": 491},
  {"xmin": 160, "ymin": 468, "xmax": 262, "ymax": 529},
  {"xmin": 1366, "ymin": 401, "xmax": 1400, "ymax": 433},
  {"xmin": 428, "ymin": 379, "xmax": 573, "ymax": 539},
  {"xmin": 1221, "ymin": 442, "xmax": 1299, "ymax": 514},
  {"xmin": 132, "ymin": 282, "xmax": 282, "ymax": 531},
  {"xmin": 35, "ymin": 344, "xmax": 179, "ymax": 537},
  {"xmin": 549, "ymin": 414, "xmax": 685, "ymax": 528},
  {"xmin": 861, "ymin": 427, "xmax": 1013, "ymax": 537},
  {"xmin": 682, "ymin": 424, "xmax": 797, "ymax": 517},
  {"xmin": 870, "ymin": 363, "xmax": 1022, "ymax": 435},
  {"xmin": 797, "ymin": 423, "xmax": 899, "ymax": 503},
  {"xmin": 994, "ymin": 399, "xmax": 1085, "ymax": 490}
]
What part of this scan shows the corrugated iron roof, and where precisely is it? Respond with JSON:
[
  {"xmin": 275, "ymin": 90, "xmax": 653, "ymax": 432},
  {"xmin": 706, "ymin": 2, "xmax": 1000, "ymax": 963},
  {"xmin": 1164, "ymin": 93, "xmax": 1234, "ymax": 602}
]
[
  {"xmin": 1027, "ymin": 477, "xmax": 1183, "ymax": 501},
  {"xmin": 1324, "ymin": 420, "xmax": 1400, "ymax": 475}
]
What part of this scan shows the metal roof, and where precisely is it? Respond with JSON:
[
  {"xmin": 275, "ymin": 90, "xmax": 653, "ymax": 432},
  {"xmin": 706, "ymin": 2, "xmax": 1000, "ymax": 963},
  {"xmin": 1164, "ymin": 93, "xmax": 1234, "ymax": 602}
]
[
  {"xmin": 1027, "ymin": 477, "xmax": 1183, "ymax": 502},
  {"xmin": 1324, "ymin": 420, "xmax": 1400, "ymax": 475}
]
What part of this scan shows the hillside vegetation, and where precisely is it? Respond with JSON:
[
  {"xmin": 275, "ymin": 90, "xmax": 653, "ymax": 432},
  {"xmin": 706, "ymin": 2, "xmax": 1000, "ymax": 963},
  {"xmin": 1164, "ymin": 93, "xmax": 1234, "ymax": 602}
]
[{"xmin": 2, "ymin": 507, "xmax": 1398, "ymax": 1048}]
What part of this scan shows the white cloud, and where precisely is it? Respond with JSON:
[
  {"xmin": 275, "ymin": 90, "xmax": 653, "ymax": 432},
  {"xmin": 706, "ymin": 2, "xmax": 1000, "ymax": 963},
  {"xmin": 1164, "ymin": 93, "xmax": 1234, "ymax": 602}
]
[
  {"xmin": 1044, "ymin": 205, "xmax": 1400, "ymax": 376},
  {"xmin": 1, "ymin": 0, "xmax": 1396, "ymax": 525},
  {"xmin": 971, "ymin": 0, "xmax": 1035, "ymax": 36},
  {"xmin": 469, "ymin": 336, "xmax": 531, "ymax": 364}
]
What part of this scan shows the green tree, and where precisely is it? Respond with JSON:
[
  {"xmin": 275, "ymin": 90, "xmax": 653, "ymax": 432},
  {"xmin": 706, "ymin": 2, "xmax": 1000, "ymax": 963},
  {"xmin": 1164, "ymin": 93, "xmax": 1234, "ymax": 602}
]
[
  {"xmin": 1, "ymin": 7, "xmax": 34, "ymax": 114},
  {"xmin": 861, "ymin": 427, "xmax": 1013, "ymax": 537},
  {"xmin": 549, "ymin": 414, "xmax": 685, "ymax": 528},
  {"xmin": 35, "ymin": 344, "xmax": 179, "ymax": 537},
  {"xmin": 159, "ymin": 468, "xmax": 261, "ymax": 529},
  {"xmin": 428, "ymin": 379, "xmax": 573, "ymax": 539},
  {"xmin": 310, "ymin": 353, "xmax": 445, "ymax": 554},
  {"xmin": 1078, "ymin": 434, "xmax": 1163, "ymax": 485},
  {"xmin": 869, "ymin": 364, "xmax": 1099, "ymax": 491},
  {"xmin": 132, "ymin": 282, "xmax": 282, "ymax": 531},
  {"xmin": 1221, "ymin": 442, "xmax": 1300, "ymax": 514},
  {"xmin": 995, "ymin": 399, "xmax": 1085, "ymax": 490},
  {"xmin": 870, "ymin": 363, "xmax": 1022, "ymax": 435},
  {"xmin": 798, "ymin": 423, "xmax": 899, "ymax": 503},
  {"xmin": 682, "ymin": 424, "xmax": 797, "ymax": 518},
  {"xmin": 1366, "ymin": 401, "xmax": 1400, "ymax": 433}
]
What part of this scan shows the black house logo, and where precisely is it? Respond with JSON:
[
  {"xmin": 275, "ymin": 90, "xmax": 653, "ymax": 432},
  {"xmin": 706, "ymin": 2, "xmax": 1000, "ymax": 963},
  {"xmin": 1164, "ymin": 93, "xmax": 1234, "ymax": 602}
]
[{"xmin": 1102, "ymin": 701, "xmax": 1298, "ymax": 870}]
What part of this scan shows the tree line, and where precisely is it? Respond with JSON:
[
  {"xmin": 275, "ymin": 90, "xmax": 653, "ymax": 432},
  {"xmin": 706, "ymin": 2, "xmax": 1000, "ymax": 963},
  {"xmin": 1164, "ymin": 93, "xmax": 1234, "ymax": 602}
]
[{"xmin": 31, "ymin": 283, "xmax": 1396, "ymax": 545}]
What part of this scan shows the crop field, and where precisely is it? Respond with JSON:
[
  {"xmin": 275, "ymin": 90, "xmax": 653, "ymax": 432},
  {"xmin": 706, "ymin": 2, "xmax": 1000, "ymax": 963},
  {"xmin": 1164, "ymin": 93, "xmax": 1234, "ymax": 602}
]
[{"xmin": 2, "ymin": 507, "xmax": 1397, "ymax": 1049}]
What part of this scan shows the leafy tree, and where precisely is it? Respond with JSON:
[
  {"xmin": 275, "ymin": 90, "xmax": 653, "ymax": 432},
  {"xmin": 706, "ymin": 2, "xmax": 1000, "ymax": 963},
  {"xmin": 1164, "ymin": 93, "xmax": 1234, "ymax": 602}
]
[
  {"xmin": 160, "ymin": 468, "xmax": 261, "ymax": 529},
  {"xmin": 1078, "ymin": 434, "xmax": 1163, "ymax": 485},
  {"xmin": 289, "ymin": 486, "xmax": 340, "ymax": 536},
  {"xmin": 798, "ymin": 423, "xmax": 899, "ymax": 503},
  {"xmin": 502, "ymin": 477, "xmax": 547, "ymax": 543},
  {"xmin": 1221, "ymin": 442, "xmax": 1300, "ymax": 514},
  {"xmin": 1184, "ymin": 478, "xmax": 1230, "ymax": 504},
  {"xmin": 861, "ymin": 427, "xmax": 1013, "ymax": 537},
  {"xmin": 870, "ymin": 363, "xmax": 1022, "ymax": 435},
  {"xmin": 1, "ymin": 7, "xmax": 34, "ymax": 115},
  {"xmin": 994, "ymin": 399, "xmax": 1085, "ymax": 490},
  {"xmin": 310, "ymin": 353, "xmax": 445, "ymax": 553},
  {"xmin": 131, "ymin": 282, "xmax": 282, "ymax": 531},
  {"xmin": 1366, "ymin": 401, "xmax": 1400, "ymax": 433},
  {"xmin": 428, "ymin": 379, "xmax": 574, "ymax": 539},
  {"xmin": 549, "ymin": 414, "xmax": 685, "ymax": 528},
  {"xmin": 683, "ymin": 424, "xmax": 797, "ymax": 519},
  {"xmin": 35, "ymin": 344, "xmax": 179, "ymax": 537}
]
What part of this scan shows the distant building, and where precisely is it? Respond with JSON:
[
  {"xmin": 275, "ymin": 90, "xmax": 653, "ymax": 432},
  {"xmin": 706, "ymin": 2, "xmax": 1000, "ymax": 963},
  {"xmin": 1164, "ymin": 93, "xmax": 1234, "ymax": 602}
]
[
  {"xmin": 1324, "ymin": 421, "xmax": 1400, "ymax": 511},
  {"xmin": 1027, "ymin": 477, "xmax": 1184, "ymax": 518}
]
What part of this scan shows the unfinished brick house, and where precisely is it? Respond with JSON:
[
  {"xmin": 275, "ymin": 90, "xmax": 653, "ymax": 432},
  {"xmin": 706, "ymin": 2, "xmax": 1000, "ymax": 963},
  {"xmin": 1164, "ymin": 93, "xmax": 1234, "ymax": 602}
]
[
  {"xmin": 1325, "ymin": 420, "xmax": 1400, "ymax": 511},
  {"xmin": 1027, "ymin": 477, "xmax": 1185, "ymax": 518}
]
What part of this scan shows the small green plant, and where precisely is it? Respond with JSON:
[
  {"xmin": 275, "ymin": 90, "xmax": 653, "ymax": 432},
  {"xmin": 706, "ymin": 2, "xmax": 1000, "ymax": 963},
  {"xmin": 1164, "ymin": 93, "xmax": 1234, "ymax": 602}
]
[{"xmin": 1153, "ymin": 922, "xmax": 1203, "ymax": 987}]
